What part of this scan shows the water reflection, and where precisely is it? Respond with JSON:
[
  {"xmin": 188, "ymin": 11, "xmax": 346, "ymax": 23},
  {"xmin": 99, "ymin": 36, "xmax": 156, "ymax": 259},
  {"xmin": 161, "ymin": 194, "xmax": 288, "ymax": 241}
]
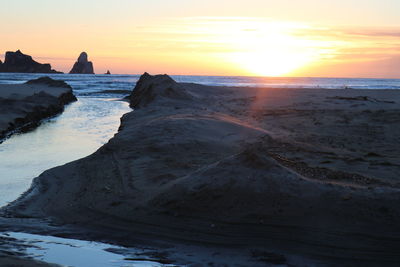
[
  {"xmin": 0, "ymin": 98, "xmax": 131, "ymax": 207},
  {"xmin": 4, "ymin": 232, "xmax": 173, "ymax": 267}
]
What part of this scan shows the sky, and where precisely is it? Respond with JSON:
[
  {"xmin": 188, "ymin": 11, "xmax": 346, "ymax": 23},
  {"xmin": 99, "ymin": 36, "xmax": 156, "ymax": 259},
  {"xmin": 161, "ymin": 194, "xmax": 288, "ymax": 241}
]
[{"xmin": 0, "ymin": 0, "xmax": 399, "ymax": 78}]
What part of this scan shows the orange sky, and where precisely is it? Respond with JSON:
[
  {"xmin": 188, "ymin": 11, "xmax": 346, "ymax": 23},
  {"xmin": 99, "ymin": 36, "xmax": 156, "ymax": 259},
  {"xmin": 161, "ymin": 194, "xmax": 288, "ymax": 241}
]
[{"xmin": 1, "ymin": 0, "xmax": 400, "ymax": 78}]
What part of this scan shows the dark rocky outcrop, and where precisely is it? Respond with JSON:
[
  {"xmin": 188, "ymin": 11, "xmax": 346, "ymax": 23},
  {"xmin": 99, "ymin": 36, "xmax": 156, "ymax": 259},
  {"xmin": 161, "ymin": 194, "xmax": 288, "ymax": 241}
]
[
  {"xmin": 0, "ymin": 77, "xmax": 77, "ymax": 141},
  {"xmin": 129, "ymin": 72, "xmax": 191, "ymax": 108},
  {"xmin": 105, "ymin": 70, "xmax": 111, "ymax": 75},
  {"xmin": 25, "ymin": 76, "xmax": 72, "ymax": 89},
  {"xmin": 0, "ymin": 50, "xmax": 61, "ymax": 73},
  {"xmin": 69, "ymin": 52, "xmax": 94, "ymax": 74},
  {"xmin": 25, "ymin": 76, "xmax": 77, "ymax": 104}
]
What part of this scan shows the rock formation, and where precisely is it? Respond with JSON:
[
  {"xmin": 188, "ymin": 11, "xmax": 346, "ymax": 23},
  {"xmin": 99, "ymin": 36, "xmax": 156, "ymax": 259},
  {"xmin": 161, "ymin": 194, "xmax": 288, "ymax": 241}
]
[
  {"xmin": 0, "ymin": 76, "xmax": 77, "ymax": 141},
  {"xmin": 25, "ymin": 76, "xmax": 73, "ymax": 89},
  {"xmin": 105, "ymin": 70, "xmax": 111, "ymax": 75},
  {"xmin": 69, "ymin": 52, "xmax": 94, "ymax": 74},
  {"xmin": 0, "ymin": 50, "xmax": 60, "ymax": 73},
  {"xmin": 129, "ymin": 72, "xmax": 191, "ymax": 108}
]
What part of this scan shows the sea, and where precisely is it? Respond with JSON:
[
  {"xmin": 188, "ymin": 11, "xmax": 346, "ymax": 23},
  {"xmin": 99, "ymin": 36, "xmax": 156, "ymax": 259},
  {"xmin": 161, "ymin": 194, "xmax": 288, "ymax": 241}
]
[
  {"xmin": 1, "ymin": 74, "xmax": 400, "ymax": 95},
  {"xmin": 0, "ymin": 73, "xmax": 399, "ymax": 266}
]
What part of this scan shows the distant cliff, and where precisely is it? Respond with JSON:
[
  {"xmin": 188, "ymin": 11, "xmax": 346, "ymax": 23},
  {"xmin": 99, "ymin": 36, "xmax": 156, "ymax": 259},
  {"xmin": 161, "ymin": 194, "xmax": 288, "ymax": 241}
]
[
  {"xmin": 69, "ymin": 52, "xmax": 94, "ymax": 74},
  {"xmin": 0, "ymin": 50, "xmax": 61, "ymax": 73}
]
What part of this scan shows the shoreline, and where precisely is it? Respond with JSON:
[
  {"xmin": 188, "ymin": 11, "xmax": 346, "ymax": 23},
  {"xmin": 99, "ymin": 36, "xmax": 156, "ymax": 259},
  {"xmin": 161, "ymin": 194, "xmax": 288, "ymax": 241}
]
[
  {"xmin": 1, "ymin": 73, "xmax": 400, "ymax": 265},
  {"xmin": 0, "ymin": 77, "xmax": 77, "ymax": 143}
]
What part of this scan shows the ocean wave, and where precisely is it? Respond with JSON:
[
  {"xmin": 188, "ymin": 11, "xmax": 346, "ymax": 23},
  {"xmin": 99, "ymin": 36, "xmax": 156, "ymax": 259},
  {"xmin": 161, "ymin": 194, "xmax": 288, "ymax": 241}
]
[{"xmin": 1, "ymin": 73, "xmax": 399, "ymax": 97}]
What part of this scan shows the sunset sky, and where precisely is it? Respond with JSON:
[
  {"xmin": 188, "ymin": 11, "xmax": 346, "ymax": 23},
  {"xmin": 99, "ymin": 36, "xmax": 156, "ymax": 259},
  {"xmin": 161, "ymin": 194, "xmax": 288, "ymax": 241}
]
[{"xmin": 1, "ymin": 0, "xmax": 399, "ymax": 78}]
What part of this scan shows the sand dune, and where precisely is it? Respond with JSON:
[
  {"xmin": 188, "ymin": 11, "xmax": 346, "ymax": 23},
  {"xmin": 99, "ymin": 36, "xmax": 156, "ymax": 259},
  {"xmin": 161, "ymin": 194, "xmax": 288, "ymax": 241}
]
[{"xmin": 3, "ymin": 73, "xmax": 400, "ymax": 265}]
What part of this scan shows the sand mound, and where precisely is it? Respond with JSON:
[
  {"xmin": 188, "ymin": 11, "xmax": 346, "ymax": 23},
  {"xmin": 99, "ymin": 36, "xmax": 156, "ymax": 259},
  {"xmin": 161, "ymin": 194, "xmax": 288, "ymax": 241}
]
[
  {"xmin": 129, "ymin": 72, "xmax": 191, "ymax": 108},
  {"xmin": 150, "ymin": 140, "xmax": 400, "ymax": 227}
]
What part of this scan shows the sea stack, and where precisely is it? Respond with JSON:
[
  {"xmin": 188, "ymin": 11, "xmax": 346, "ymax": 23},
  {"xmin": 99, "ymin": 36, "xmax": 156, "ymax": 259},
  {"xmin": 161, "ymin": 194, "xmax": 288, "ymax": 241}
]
[
  {"xmin": 0, "ymin": 50, "xmax": 60, "ymax": 73},
  {"xmin": 69, "ymin": 52, "xmax": 94, "ymax": 74}
]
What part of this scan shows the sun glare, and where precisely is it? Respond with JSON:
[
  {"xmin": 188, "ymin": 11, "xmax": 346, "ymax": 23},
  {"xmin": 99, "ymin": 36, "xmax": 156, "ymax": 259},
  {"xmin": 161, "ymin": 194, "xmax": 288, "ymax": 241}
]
[
  {"xmin": 180, "ymin": 18, "xmax": 325, "ymax": 76},
  {"xmin": 231, "ymin": 50, "xmax": 314, "ymax": 77},
  {"xmin": 218, "ymin": 19, "xmax": 322, "ymax": 76}
]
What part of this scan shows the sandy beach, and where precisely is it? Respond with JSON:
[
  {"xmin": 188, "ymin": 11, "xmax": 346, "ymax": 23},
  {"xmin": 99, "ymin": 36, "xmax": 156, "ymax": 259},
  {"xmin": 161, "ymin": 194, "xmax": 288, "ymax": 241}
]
[
  {"xmin": 0, "ymin": 77, "xmax": 77, "ymax": 141},
  {"xmin": 2, "ymin": 73, "xmax": 400, "ymax": 265}
]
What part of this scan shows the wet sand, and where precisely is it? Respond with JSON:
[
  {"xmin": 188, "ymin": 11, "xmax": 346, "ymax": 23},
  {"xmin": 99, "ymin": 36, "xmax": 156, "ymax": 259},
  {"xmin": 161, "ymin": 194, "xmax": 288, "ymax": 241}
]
[{"xmin": 2, "ymin": 73, "xmax": 400, "ymax": 265}]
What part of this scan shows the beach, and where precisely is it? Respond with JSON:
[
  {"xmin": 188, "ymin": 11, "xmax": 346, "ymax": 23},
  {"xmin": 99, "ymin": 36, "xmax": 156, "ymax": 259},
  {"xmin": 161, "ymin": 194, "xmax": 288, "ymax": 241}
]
[
  {"xmin": 2, "ymin": 0, "xmax": 400, "ymax": 265},
  {"xmin": 2, "ymin": 73, "xmax": 400, "ymax": 265}
]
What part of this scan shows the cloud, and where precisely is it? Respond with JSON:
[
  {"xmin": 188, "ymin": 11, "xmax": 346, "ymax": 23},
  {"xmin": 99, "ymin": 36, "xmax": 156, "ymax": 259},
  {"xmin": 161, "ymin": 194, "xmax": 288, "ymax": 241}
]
[
  {"xmin": 342, "ymin": 28, "xmax": 400, "ymax": 38},
  {"xmin": 126, "ymin": 17, "xmax": 400, "ymax": 76}
]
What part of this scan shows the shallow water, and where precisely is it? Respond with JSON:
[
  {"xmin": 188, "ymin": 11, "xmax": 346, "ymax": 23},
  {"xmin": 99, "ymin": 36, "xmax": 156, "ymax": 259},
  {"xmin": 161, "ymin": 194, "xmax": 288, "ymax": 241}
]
[
  {"xmin": 0, "ymin": 98, "xmax": 131, "ymax": 207},
  {"xmin": 0, "ymin": 73, "xmax": 177, "ymax": 266},
  {"xmin": 2, "ymin": 232, "xmax": 173, "ymax": 267}
]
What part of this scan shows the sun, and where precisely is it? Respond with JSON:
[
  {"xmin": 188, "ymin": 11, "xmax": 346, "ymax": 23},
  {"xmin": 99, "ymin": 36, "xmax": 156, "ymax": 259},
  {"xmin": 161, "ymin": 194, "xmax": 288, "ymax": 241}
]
[
  {"xmin": 147, "ymin": 17, "xmax": 329, "ymax": 77},
  {"xmin": 231, "ymin": 50, "xmax": 314, "ymax": 77},
  {"xmin": 212, "ymin": 19, "xmax": 322, "ymax": 77}
]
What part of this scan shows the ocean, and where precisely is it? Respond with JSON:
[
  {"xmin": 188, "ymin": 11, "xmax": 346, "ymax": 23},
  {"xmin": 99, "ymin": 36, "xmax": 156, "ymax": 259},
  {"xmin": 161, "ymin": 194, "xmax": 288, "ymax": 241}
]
[{"xmin": 1, "ymin": 73, "xmax": 400, "ymax": 99}]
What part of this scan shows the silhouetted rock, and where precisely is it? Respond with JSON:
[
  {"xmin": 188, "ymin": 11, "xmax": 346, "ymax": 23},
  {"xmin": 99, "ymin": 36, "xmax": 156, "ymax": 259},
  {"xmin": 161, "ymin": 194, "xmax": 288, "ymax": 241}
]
[
  {"xmin": 0, "ymin": 50, "xmax": 60, "ymax": 73},
  {"xmin": 105, "ymin": 70, "xmax": 111, "ymax": 75},
  {"xmin": 69, "ymin": 52, "xmax": 94, "ymax": 74},
  {"xmin": 129, "ymin": 72, "xmax": 191, "ymax": 108},
  {"xmin": 25, "ymin": 76, "xmax": 73, "ymax": 89},
  {"xmin": 0, "ymin": 77, "xmax": 76, "ymax": 141}
]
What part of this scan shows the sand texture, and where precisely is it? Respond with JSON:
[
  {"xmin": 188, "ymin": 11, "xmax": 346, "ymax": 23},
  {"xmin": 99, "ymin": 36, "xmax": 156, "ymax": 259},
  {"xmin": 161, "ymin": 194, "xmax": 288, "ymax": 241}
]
[
  {"xmin": 3, "ymin": 73, "xmax": 400, "ymax": 265},
  {"xmin": 0, "ymin": 77, "xmax": 77, "ymax": 141},
  {"xmin": 0, "ymin": 252, "xmax": 60, "ymax": 267}
]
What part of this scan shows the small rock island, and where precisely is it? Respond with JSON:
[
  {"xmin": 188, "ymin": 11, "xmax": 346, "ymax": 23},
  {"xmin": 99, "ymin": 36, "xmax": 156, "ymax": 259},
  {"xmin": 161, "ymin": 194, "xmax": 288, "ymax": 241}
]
[
  {"xmin": 0, "ymin": 50, "xmax": 60, "ymax": 73},
  {"xmin": 69, "ymin": 52, "xmax": 94, "ymax": 74}
]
